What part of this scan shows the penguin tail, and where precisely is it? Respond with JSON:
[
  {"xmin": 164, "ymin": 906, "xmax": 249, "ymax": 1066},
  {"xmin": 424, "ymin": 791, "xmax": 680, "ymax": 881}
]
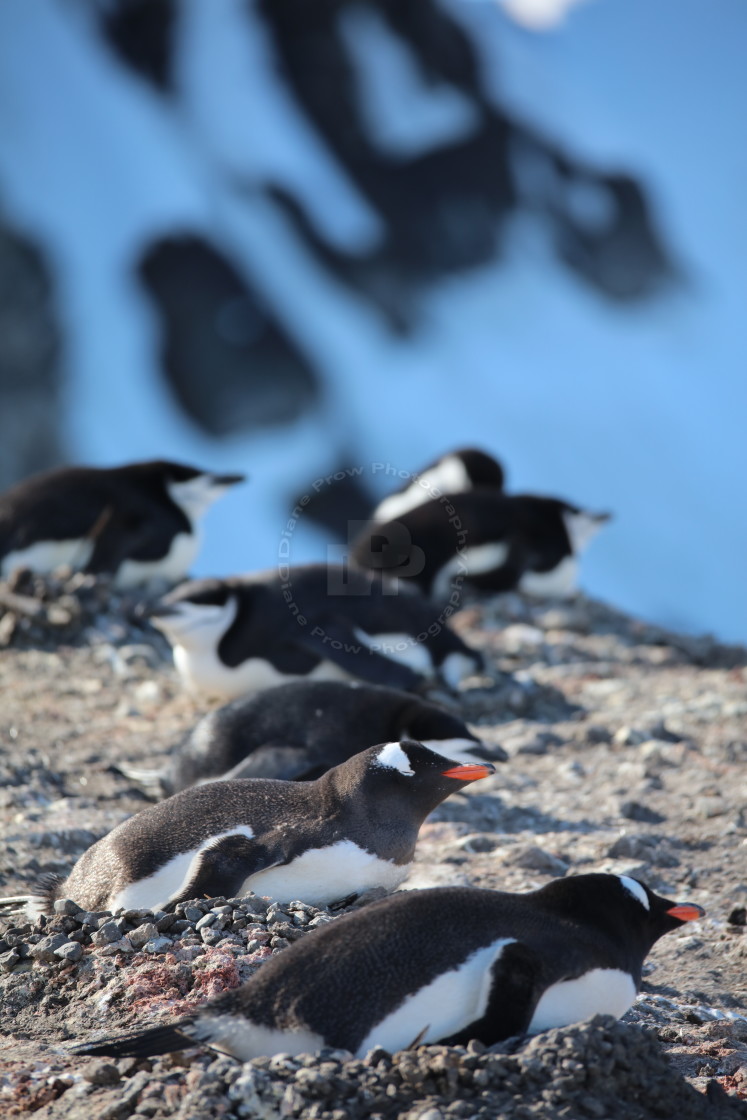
[
  {"xmin": 71, "ymin": 1021, "xmax": 196, "ymax": 1059},
  {"xmin": 115, "ymin": 761, "xmax": 169, "ymax": 798},
  {"xmin": 0, "ymin": 873, "xmax": 61, "ymax": 918}
]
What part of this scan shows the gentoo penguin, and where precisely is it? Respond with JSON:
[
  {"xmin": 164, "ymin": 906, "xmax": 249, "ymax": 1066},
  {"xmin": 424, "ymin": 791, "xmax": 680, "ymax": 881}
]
[
  {"xmin": 123, "ymin": 679, "xmax": 507, "ymax": 796},
  {"xmin": 149, "ymin": 564, "xmax": 484, "ymax": 700},
  {"xmin": 27, "ymin": 742, "xmax": 494, "ymax": 914},
  {"xmin": 372, "ymin": 448, "xmax": 505, "ymax": 523},
  {"xmin": 73, "ymin": 874, "xmax": 704, "ymax": 1060},
  {"xmin": 352, "ymin": 490, "xmax": 610, "ymax": 600},
  {"xmin": 0, "ymin": 460, "xmax": 245, "ymax": 588}
]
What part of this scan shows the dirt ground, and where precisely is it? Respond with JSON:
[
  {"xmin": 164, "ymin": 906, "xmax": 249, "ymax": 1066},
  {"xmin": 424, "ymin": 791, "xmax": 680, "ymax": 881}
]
[{"xmin": 0, "ymin": 575, "xmax": 745, "ymax": 1118}]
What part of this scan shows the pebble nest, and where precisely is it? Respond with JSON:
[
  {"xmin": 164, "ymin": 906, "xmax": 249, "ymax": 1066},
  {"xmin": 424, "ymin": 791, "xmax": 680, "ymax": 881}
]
[{"xmin": 0, "ymin": 570, "xmax": 746, "ymax": 1119}]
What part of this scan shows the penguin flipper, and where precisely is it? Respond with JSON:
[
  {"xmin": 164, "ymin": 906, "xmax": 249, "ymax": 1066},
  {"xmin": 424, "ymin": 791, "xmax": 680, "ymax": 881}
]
[
  {"xmin": 72, "ymin": 1020, "xmax": 196, "ymax": 1059},
  {"xmin": 173, "ymin": 834, "xmax": 280, "ymax": 906},
  {"xmin": 295, "ymin": 622, "xmax": 423, "ymax": 691},
  {"xmin": 439, "ymin": 940, "xmax": 541, "ymax": 1047}
]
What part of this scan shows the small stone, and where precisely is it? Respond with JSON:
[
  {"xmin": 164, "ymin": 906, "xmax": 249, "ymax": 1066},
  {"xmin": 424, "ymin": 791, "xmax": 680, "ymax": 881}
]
[
  {"xmin": 695, "ymin": 796, "xmax": 725, "ymax": 819},
  {"xmin": 195, "ymin": 912, "xmax": 217, "ymax": 931},
  {"xmin": 516, "ymin": 732, "xmax": 565, "ymax": 756},
  {"xmin": 613, "ymin": 727, "xmax": 648, "ymax": 747},
  {"xmin": 142, "ymin": 937, "xmax": 173, "ymax": 954},
  {"xmin": 54, "ymin": 940, "xmax": 83, "ymax": 963},
  {"xmin": 122, "ymin": 909, "xmax": 154, "ymax": 924},
  {"xmin": 83, "ymin": 1060, "xmax": 121, "ymax": 1086},
  {"xmin": 183, "ymin": 906, "xmax": 204, "ymax": 923},
  {"xmin": 29, "ymin": 933, "xmax": 69, "ymax": 962},
  {"xmin": 585, "ymin": 725, "xmax": 612, "ymax": 744},
  {"xmin": 53, "ymin": 898, "xmax": 84, "ymax": 917},
  {"xmin": 129, "ymin": 923, "xmax": 159, "ymax": 948},
  {"xmin": 458, "ymin": 833, "xmax": 502, "ymax": 854},
  {"xmin": 508, "ymin": 846, "xmax": 569, "ymax": 876},
  {"xmin": 93, "ymin": 921, "xmax": 125, "ymax": 946},
  {"xmin": 99, "ymin": 936, "xmax": 133, "ymax": 955},
  {"xmin": 620, "ymin": 800, "xmax": 666, "ymax": 824},
  {"xmin": 201, "ymin": 929, "xmax": 226, "ymax": 946},
  {"xmin": 728, "ymin": 908, "xmax": 746, "ymax": 926},
  {"xmin": 0, "ymin": 949, "xmax": 21, "ymax": 972}
]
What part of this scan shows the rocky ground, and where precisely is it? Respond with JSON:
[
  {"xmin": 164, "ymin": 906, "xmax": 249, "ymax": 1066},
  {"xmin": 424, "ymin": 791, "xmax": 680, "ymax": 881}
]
[{"xmin": 0, "ymin": 570, "xmax": 745, "ymax": 1119}]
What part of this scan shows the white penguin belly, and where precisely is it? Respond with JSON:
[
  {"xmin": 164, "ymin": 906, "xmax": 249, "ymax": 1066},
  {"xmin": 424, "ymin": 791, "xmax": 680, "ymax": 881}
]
[
  {"xmin": 108, "ymin": 826, "xmax": 256, "ymax": 911},
  {"xmin": 519, "ymin": 556, "xmax": 578, "ymax": 599},
  {"xmin": 193, "ymin": 1015, "xmax": 325, "ymax": 1062},
  {"xmin": 353, "ymin": 629, "xmax": 434, "ymax": 675},
  {"xmin": 431, "ymin": 542, "xmax": 510, "ymax": 600},
  {"xmin": 528, "ymin": 968, "xmax": 637, "ymax": 1033},
  {"xmin": 357, "ymin": 937, "xmax": 517, "ymax": 1056},
  {"xmin": 245, "ymin": 840, "xmax": 408, "ymax": 906},
  {"xmin": 2, "ymin": 538, "xmax": 94, "ymax": 578},
  {"xmin": 115, "ymin": 530, "xmax": 199, "ymax": 588},
  {"xmin": 173, "ymin": 645, "xmax": 352, "ymax": 700}
]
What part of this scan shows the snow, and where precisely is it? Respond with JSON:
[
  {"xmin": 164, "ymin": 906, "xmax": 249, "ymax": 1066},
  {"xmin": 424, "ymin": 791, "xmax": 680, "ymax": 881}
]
[{"xmin": 0, "ymin": 0, "xmax": 744, "ymax": 641}]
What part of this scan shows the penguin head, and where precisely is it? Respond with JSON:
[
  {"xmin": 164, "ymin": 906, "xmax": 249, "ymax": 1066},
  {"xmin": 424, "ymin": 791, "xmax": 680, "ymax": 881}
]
[
  {"xmin": 124, "ymin": 460, "xmax": 245, "ymax": 522},
  {"xmin": 335, "ymin": 739, "xmax": 495, "ymax": 817},
  {"xmin": 614, "ymin": 873, "xmax": 705, "ymax": 941},
  {"xmin": 456, "ymin": 448, "xmax": 505, "ymax": 492},
  {"xmin": 163, "ymin": 464, "xmax": 245, "ymax": 523},
  {"xmin": 536, "ymin": 873, "xmax": 704, "ymax": 954},
  {"xmin": 150, "ymin": 580, "xmax": 239, "ymax": 648},
  {"xmin": 560, "ymin": 505, "xmax": 611, "ymax": 555}
]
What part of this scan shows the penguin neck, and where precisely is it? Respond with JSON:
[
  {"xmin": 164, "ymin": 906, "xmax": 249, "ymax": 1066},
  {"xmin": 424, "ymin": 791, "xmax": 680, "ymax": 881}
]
[
  {"xmin": 314, "ymin": 768, "xmax": 433, "ymax": 861},
  {"xmin": 535, "ymin": 890, "xmax": 650, "ymax": 979}
]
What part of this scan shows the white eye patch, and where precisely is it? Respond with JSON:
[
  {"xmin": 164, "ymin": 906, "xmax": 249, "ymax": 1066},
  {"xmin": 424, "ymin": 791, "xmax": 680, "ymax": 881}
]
[
  {"xmin": 374, "ymin": 742, "xmax": 414, "ymax": 776},
  {"xmin": 619, "ymin": 875, "xmax": 650, "ymax": 910}
]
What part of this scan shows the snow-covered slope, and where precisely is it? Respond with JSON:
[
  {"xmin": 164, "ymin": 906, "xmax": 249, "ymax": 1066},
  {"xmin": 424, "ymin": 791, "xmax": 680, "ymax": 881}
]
[{"xmin": 0, "ymin": 0, "xmax": 743, "ymax": 641}]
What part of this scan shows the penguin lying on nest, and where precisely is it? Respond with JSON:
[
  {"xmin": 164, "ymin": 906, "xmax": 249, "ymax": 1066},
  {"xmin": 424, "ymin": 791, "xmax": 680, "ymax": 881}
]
[
  {"xmin": 72, "ymin": 874, "xmax": 703, "ymax": 1060},
  {"xmin": 0, "ymin": 742, "xmax": 494, "ymax": 915},
  {"xmin": 371, "ymin": 447, "xmax": 505, "ymax": 522},
  {"xmin": 121, "ymin": 679, "xmax": 507, "ymax": 796},
  {"xmin": 0, "ymin": 460, "xmax": 244, "ymax": 587},
  {"xmin": 149, "ymin": 564, "xmax": 484, "ymax": 700},
  {"xmin": 353, "ymin": 489, "xmax": 610, "ymax": 601}
]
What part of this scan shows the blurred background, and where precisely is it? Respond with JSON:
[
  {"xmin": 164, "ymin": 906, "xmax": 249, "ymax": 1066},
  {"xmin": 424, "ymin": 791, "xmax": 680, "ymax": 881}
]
[{"xmin": 0, "ymin": 0, "xmax": 744, "ymax": 642}]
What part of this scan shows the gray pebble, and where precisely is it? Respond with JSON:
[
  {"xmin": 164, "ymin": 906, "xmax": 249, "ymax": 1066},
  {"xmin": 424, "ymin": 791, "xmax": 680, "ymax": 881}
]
[
  {"xmin": 620, "ymin": 800, "xmax": 666, "ymax": 824},
  {"xmin": 54, "ymin": 940, "xmax": 83, "ymax": 963},
  {"xmin": 128, "ymin": 923, "xmax": 159, "ymax": 948},
  {"xmin": 83, "ymin": 1060, "xmax": 121, "ymax": 1086},
  {"xmin": 53, "ymin": 898, "xmax": 83, "ymax": 916},
  {"xmin": 142, "ymin": 936, "xmax": 172, "ymax": 954},
  {"xmin": 91, "ymin": 922, "xmax": 123, "ymax": 946},
  {"xmin": 0, "ymin": 949, "xmax": 21, "ymax": 972},
  {"xmin": 30, "ymin": 933, "xmax": 69, "ymax": 961},
  {"xmin": 508, "ymin": 845, "xmax": 569, "ymax": 876}
]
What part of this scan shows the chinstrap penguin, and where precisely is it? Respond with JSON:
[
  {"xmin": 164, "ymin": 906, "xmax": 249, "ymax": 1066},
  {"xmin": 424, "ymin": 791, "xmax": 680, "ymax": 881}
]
[
  {"xmin": 73, "ymin": 874, "xmax": 704, "ymax": 1061},
  {"xmin": 26, "ymin": 741, "xmax": 494, "ymax": 915},
  {"xmin": 352, "ymin": 490, "xmax": 610, "ymax": 600},
  {"xmin": 122, "ymin": 679, "xmax": 507, "ymax": 796},
  {"xmin": 372, "ymin": 448, "xmax": 505, "ymax": 523},
  {"xmin": 0, "ymin": 460, "xmax": 245, "ymax": 588},
  {"xmin": 149, "ymin": 564, "xmax": 484, "ymax": 700}
]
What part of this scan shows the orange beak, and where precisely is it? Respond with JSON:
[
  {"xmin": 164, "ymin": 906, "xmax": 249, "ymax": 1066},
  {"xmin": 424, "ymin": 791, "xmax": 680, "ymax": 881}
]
[
  {"xmin": 667, "ymin": 903, "xmax": 705, "ymax": 922},
  {"xmin": 440, "ymin": 763, "xmax": 496, "ymax": 781}
]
